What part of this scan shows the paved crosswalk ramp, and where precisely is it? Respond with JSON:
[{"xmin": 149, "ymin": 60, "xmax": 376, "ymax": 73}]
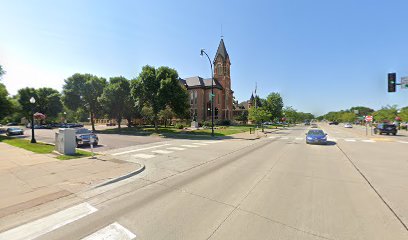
[{"xmin": 0, "ymin": 202, "xmax": 97, "ymax": 240}]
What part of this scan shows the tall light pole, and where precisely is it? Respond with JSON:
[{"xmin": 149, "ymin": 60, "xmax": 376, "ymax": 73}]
[
  {"xmin": 29, "ymin": 97, "xmax": 36, "ymax": 143},
  {"xmin": 200, "ymin": 49, "xmax": 214, "ymax": 137}
]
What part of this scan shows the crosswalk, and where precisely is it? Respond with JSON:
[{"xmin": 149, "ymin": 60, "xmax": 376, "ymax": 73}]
[
  {"xmin": 0, "ymin": 202, "xmax": 136, "ymax": 240},
  {"xmin": 268, "ymin": 135, "xmax": 408, "ymax": 144},
  {"xmin": 111, "ymin": 140, "xmax": 225, "ymax": 160}
]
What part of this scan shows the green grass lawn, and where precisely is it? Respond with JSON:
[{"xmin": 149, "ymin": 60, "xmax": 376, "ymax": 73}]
[
  {"xmin": 0, "ymin": 135, "xmax": 93, "ymax": 159},
  {"xmin": 98, "ymin": 125, "xmax": 256, "ymax": 137}
]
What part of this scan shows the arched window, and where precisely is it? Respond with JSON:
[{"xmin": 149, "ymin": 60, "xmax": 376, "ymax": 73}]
[
  {"xmin": 190, "ymin": 91, "xmax": 194, "ymax": 105},
  {"xmin": 193, "ymin": 90, "xmax": 198, "ymax": 105},
  {"xmin": 217, "ymin": 64, "xmax": 222, "ymax": 76}
]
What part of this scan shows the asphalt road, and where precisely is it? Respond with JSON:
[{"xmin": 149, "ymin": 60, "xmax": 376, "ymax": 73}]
[
  {"xmin": 22, "ymin": 127, "xmax": 166, "ymax": 152},
  {"xmin": 2, "ymin": 125, "xmax": 408, "ymax": 240}
]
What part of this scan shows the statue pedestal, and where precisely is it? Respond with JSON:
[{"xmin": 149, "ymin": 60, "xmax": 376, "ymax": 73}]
[{"xmin": 191, "ymin": 121, "xmax": 198, "ymax": 128}]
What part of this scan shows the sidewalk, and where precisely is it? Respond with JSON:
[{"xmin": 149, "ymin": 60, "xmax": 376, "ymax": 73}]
[{"xmin": 0, "ymin": 143, "xmax": 141, "ymax": 218}]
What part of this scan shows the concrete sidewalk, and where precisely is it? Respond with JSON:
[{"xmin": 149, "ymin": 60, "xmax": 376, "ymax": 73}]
[
  {"xmin": 0, "ymin": 143, "xmax": 141, "ymax": 218},
  {"xmin": 229, "ymin": 128, "xmax": 280, "ymax": 140}
]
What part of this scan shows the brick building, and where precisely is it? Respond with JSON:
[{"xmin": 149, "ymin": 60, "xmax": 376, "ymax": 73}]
[{"xmin": 180, "ymin": 38, "xmax": 234, "ymax": 122}]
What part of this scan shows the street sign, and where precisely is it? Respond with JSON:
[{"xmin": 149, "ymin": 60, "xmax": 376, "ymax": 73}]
[
  {"xmin": 365, "ymin": 115, "xmax": 373, "ymax": 122},
  {"xmin": 401, "ymin": 77, "xmax": 408, "ymax": 89}
]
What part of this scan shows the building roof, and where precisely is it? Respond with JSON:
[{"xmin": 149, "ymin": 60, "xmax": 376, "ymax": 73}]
[
  {"xmin": 214, "ymin": 38, "xmax": 229, "ymax": 63},
  {"xmin": 180, "ymin": 76, "xmax": 223, "ymax": 90}
]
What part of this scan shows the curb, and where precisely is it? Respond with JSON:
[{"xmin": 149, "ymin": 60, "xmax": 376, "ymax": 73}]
[{"xmin": 94, "ymin": 163, "xmax": 146, "ymax": 188}]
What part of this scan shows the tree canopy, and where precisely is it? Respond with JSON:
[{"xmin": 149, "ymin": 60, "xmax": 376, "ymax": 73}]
[{"xmin": 264, "ymin": 92, "xmax": 283, "ymax": 121}]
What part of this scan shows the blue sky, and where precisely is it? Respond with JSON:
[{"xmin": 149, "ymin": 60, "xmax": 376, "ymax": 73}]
[{"xmin": 1, "ymin": 0, "xmax": 407, "ymax": 115}]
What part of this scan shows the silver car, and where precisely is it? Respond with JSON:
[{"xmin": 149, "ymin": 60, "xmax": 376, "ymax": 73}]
[{"xmin": 75, "ymin": 128, "xmax": 99, "ymax": 147}]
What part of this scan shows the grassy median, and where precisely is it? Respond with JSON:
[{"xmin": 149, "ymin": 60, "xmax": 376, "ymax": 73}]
[{"xmin": 0, "ymin": 135, "xmax": 93, "ymax": 159}]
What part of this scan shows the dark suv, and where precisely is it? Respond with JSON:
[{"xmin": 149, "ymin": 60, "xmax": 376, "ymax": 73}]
[{"xmin": 374, "ymin": 123, "xmax": 397, "ymax": 135}]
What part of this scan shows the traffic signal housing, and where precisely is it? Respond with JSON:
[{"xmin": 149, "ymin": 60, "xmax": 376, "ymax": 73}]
[{"xmin": 388, "ymin": 73, "xmax": 396, "ymax": 92}]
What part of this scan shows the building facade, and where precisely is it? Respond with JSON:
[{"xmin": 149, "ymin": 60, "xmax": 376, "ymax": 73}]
[{"xmin": 180, "ymin": 39, "xmax": 234, "ymax": 122}]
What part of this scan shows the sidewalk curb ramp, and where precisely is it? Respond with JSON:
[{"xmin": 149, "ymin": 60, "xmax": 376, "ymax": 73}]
[{"xmin": 94, "ymin": 163, "xmax": 146, "ymax": 188}]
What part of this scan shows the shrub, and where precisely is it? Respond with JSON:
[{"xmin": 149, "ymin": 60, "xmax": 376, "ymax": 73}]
[
  {"xmin": 175, "ymin": 123, "xmax": 184, "ymax": 129},
  {"xmin": 217, "ymin": 119, "xmax": 231, "ymax": 126}
]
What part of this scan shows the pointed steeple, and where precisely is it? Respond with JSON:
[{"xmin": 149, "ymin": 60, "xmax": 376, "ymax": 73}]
[{"xmin": 213, "ymin": 38, "xmax": 229, "ymax": 63}]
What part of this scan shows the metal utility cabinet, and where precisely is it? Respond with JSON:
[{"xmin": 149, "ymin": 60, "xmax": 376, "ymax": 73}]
[{"xmin": 55, "ymin": 128, "xmax": 76, "ymax": 155}]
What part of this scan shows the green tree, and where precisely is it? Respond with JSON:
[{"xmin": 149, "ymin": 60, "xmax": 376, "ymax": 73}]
[
  {"xmin": 234, "ymin": 111, "xmax": 248, "ymax": 124},
  {"xmin": 98, "ymin": 76, "xmax": 131, "ymax": 129},
  {"xmin": 339, "ymin": 112, "xmax": 356, "ymax": 123},
  {"xmin": 373, "ymin": 105, "xmax": 398, "ymax": 122},
  {"xmin": 62, "ymin": 73, "xmax": 107, "ymax": 131},
  {"xmin": 36, "ymin": 88, "xmax": 63, "ymax": 120},
  {"xmin": 0, "ymin": 83, "xmax": 13, "ymax": 120},
  {"xmin": 349, "ymin": 106, "xmax": 374, "ymax": 117},
  {"xmin": 264, "ymin": 92, "xmax": 283, "ymax": 121},
  {"xmin": 0, "ymin": 65, "xmax": 5, "ymax": 80},
  {"xmin": 159, "ymin": 106, "xmax": 174, "ymax": 127},
  {"xmin": 283, "ymin": 106, "xmax": 298, "ymax": 123},
  {"xmin": 16, "ymin": 87, "xmax": 38, "ymax": 119},
  {"xmin": 399, "ymin": 106, "xmax": 408, "ymax": 122},
  {"xmin": 249, "ymin": 107, "xmax": 272, "ymax": 132},
  {"xmin": 131, "ymin": 65, "xmax": 189, "ymax": 131}
]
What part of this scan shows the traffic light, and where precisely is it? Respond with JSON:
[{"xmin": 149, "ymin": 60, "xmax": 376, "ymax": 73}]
[{"xmin": 388, "ymin": 73, "xmax": 396, "ymax": 92}]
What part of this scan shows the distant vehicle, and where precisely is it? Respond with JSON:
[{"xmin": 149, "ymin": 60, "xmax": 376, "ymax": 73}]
[
  {"xmin": 311, "ymin": 123, "xmax": 318, "ymax": 128},
  {"xmin": 106, "ymin": 122, "xmax": 116, "ymax": 126},
  {"xmin": 6, "ymin": 122, "xmax": 18, "ymax": 126},
  {"xmin": 305, "ymin": 129, "xmax": 328, "ymax": 145},
  {"xmin": 6, "ymin": 127, "xmax": 24, "ymax": 136},
  {"xmin": 75, "ymin": 128, "xmax": 98, "ymax": 147},
  {"xmin": 374, "ymin": 123, "xmax": 397, "ymax": 135},
  {"xmin": 344, "ymin": 123, "xmax": 352, "ymax": 128},
  {"xmin": 304, "ymin": 121, "xmax": 310, "ymax": 126},
  {"xmin": 62, "ymin": 123, "xmax": 84, "ymax": 128},
  {"xmin": 328, "ymin": 121, "xmax": 339, "ymax": 125}
]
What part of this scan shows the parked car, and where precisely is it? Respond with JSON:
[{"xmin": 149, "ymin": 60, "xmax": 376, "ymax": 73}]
[
  {"xmin": 6, "ymin": 127, "xmax": 24, "ymax": 136},
  {"xmin": 62, "ymin": 123, "xmax": 84, "ymax": 128},
  {"xmin": 304, "ymin": 121, "xmax": 310, "ymax": 126},
  {"xmin": 75, "ymin": 128, "xmax": 99, "ymax": 147},
  {"xmin": 374, "ymin": 123, "xmax": 397, "ymax": 135},
  {"xmin": 311, "ymin": 123, "xmax": 318, "ymax": 128},
  {"xmin": 306, "ymin": 129, "xmax": 328, "ymax": 145},
  {"xmin": 6, "ymin": 122, "xmax": 19, "ymax": 126},
  {"xmin": 328, "ymin": 121, "xmax": 339, "ymax": 125},
  {"xmin": 344, "ymin": 123, "xmax": 352, "ymax": 128}
]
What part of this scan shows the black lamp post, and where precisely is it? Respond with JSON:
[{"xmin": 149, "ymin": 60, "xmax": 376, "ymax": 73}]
[
  {"xmin": 29, "ymin": 97, "xmax": 37, "ymax": 143},
  {"xmin": 200, "ymin": 49, "xmax": 214, "ymax": 137}
]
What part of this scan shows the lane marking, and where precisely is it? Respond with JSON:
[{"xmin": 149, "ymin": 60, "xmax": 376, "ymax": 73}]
[
  {"xmin": 295, "ymin": 137, "xmax": 303, "ymax": 140},
  {"xmin": 281, "ymin": 137, "xmax": 289, "ymax": 140},
  {"xmin": 192, "ymin": 143, "xmax": 208, "ymax": 146},
  {"xmin": 345, "ymin": 139, "xmax": 356, "ymax": 142},
  {"xmin": 82, "ymin": 222, "xmax": 136, "ymax": 240},
  {"xmin": 181, "ymin": 145, "xmax": 198, "ymax": 148},
  {"xmin": 268, "ymin": 136, "xmax": 277, "ymax": 139},
  {"xmin": 112, "ymin": 144, "xmax": 171, "ymax": 156},
  {"xmin": 362, "ymin": 140, "xmax": 375, "ymax": 143},
  {"xmin": 151, "ymin": 150, "xmax": 173, "ymax": 154},
  {"xmin": 328, "ymin": 138, "xmax": 337, "ymax": 141},
  {"xmin": 133, "ymin": 153, "xmax": 155, "ymax": 159},
  {"xmin": 0, "ymin": 202, "xmax": 97, "ymax": 240},
  {"xmin": 203, "ymin": 141, "xmax": 224, "ymax": 144},
  {"xmin": 398, "ymin": 141, "xmax": 408, "ymax": 144},
  {"xmin": 167, "ymin": 147, "xmax": 185, "ymax": 151}
]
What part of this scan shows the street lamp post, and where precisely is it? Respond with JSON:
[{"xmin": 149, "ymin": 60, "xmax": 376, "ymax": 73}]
[
  {"xmin": 200, "ymin": 49, "xmax": 214, "ymax": 137},
  {"xmin": 29, "ymin": 97, "xmax": 36, "ymax": 143}
]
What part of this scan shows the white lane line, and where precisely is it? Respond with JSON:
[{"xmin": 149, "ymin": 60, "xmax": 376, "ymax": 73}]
[
  {"xmin": 181, "ymin": 145, "xmax": 198, "ymax": 148},
  {"xmin": 151, "ymin": 150, "xmax": 173, "ymax": 154},
  {"xmin": 112, "ymin": 144, "xmax": 171, "ymax": 156},
  {"xmin": 268, "ymin": 136, "xmax": 277, "ymax": 139},
  {"xmin": 398, "ymin": 141, "xmax": 408, "ymax": 144},
  {"xmin": 0, "ymin": 202, "xmax": 97, "ymax": 240},
  {"xmin": 167, "ymin": 147, "xmax": 185, "ymax": 151},
  {"xmin": 82, "ymin": 222, "xmax": 136, "ymax": 240},
  {"xmin": 192, "ymin": 143, "xmax": 208, "ymax": 146},
  {"xmin": 345, "ymin": 139, "xmax": 356, "ymax": 142},
  {"xmin": 133, "ymin": 153, "xmax": 155, "ymax": 159},
  {"xmin": 362, "ymin": 140, "xmax": 375, "ymax": 143},
  {"xmin": 281, "ymin": 137, "xmax": 289, "ymax": 140},
  {"xmin": 295, "ymin": 137, "xmax": 303, "ymax": 140},
  {"xmin": 327, "ymin": 138, "xmax": 337, "ymax": 142}
]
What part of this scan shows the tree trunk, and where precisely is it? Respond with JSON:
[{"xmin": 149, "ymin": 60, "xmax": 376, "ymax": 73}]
[
  {"xmin": 154, "ymin": 114, "xmax": 158, "ymax": 132},
  {"xmin": 164, "ymin": 119, "xmax": 167, "ymax": 128},
  {"xmin": 117, "ymin": 117, "xmax": 121, "ymax": 129},
  {"xmin": 90, "ymin": 111, "xmax": 95, "ymax": 132}
]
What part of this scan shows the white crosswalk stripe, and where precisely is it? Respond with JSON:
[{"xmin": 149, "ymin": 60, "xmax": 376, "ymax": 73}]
[
  {"xmin": 328, "ymin": 138, "xmax": 336, "ymax": 141},
  {"xmin": 295, "ymin": 137, "xmax": 303, "ymax": 140},
  {"xmin": 152, "ymin": 150, "xmax": 173, "ymax": 154},
  {"xmin": 192, "ymin": 143, "xmax": 208, "ymax": 146},
  {"xmin": 398, "ymin": 141, "xmax": 408, "ymax": 144},
  {"xmin": 82, "ymin": 222, "xmax": 136, "ymax": 240},
  {"xmin": 133, "ymin": 153, "xmax": 156, "ymax": 159},
  {"xmin": 281, "ymin": 137, "xmax": 289, "ymax": 140},
  {"xmin": 362, "ymin": 140, "xmax": 375, "ymax": 143},
  {"xmin": 167, "ymin": 147, "xmax": 185, "ymax": 150},
  {"xmin": 345, "ymin": 139, "xmax": 356, "ymax": 142},
  {"xmin": 268, "ymin": 136, "xmax": 277, "ymax": 139},
  {"xmin": 0, "ymin": 203, "xmax": 97, "ymax": 240},
  {"xmin": 181, "ymin": 145, "xmax": 199, "ymax": 148}
]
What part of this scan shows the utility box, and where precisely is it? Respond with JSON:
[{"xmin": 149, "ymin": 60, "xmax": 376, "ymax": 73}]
[{"xmin": 55, "ymin": 128, "xmax": 76, "ymax": 155}]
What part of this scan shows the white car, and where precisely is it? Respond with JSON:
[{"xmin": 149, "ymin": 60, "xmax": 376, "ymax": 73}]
[{"xmin": 344, "ymin": 123, "xmax": 352, "ymax": 128}]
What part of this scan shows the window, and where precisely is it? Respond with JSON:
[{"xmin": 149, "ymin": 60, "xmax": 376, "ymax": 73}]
[
  {"xmin": 217, "ymin": 64, "xmax": 222, "ymax": 76},
  {"xmin": 190, "ymin": 91, "xmax": 193, "ymax": 105},
  {"xmin": 194, "ymin": 90, "xmax": 197, "ymax": 105}
]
